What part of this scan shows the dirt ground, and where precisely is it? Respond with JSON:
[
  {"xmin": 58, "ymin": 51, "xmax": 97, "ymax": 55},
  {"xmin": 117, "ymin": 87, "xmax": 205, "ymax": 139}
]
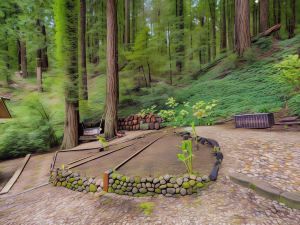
[
  {"xmin": 118, "ymin": 133, "xmax": 215, "ymax": 177},
  {"xmin": 0, "ymin": 157, "xmax": 23, "ymax": 190}
]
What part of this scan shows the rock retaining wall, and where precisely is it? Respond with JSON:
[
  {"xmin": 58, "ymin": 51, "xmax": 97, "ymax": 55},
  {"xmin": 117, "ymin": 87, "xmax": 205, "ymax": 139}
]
[
  {"xmin": 107, "ymin": 172, "xmax": 210, "ymax": 197},
  {"xmin": 118, "ymin": 114, "xmax": 163, "ymax": 131},
  {"xmin": 50, "ymin": 169, "xmax": 103, "ymax": 193}
]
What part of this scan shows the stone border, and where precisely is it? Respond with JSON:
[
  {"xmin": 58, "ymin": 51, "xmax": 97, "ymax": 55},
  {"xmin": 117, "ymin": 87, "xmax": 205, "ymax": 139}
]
[
  {"xmin": 51, "ymin": 133, "xmax": 224, "ymax": 198},
  {"xmin": 230, "ymin": 172, "xmax": 300, "ymax": 210},
  {"xmin": 50, "ymin": 169, "xmax": 103, "ymax": 194},
  {"xmin": 106, "ymin": 171, "xmax": 210, "ymax": 197}
]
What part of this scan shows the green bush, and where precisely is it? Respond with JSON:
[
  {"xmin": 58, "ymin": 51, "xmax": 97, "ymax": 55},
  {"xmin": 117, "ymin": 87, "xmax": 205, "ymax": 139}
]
[
  {"xmin": 0, "ymin": 95, "xmax": 61, "ymax": 160},
  {"xmin": 253, "ymin": 37, "xmax": 273, "ymax": 51}
]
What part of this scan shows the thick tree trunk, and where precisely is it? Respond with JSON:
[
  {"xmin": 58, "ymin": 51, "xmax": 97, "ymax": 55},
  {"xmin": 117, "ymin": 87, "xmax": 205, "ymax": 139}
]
[
  {"xmin": 105, "ymin": 0, "xmax": 118, "ymax": 139},
  {"xmin": 167, "ymin": 23, "xmax": 172, "ymax": 85},
  {"xmin": 220, "ymin": 0, "xmax": 227, "ymax": 52},
  {"xmin": 209, "ymin": 0, "xmax": 216, "ymax": 59},
  {"xmin": 176, "ymin": 0, "xmax": 184, "ymax": 72},
  {"xmin": 20, "ymin": 41, "xmax": 28, "ymax": 78},
  {"xmin": 259, "ymin": 0, "xmax": 269, "ymax": 32},
  {"xmin": 80, "ymin": 0, "xmax": 88, "ymax": 100},
  {"xmin": 235, "ymin": 0, "xmax": 251, "ymax": 56},
  {"xmin": 60, "ymin": 0, "xmax": 79, "ymax": 149},
  {"xmin": 124, "ymin": 0, "xmax": 130, "ymax": 47}
]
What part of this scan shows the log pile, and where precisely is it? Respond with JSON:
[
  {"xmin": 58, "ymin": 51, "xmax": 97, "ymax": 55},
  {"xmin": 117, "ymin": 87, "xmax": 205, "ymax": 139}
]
[{"xmin": 118, "ymin": 114, "xmax": 163, "ymax": 131}]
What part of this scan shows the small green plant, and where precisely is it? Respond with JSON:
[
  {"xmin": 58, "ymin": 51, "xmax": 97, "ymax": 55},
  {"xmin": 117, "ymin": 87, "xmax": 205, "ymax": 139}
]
[
  {"xmin": 191, "ymin": 122, "xmax": 199, "ymax": 151},
  {"xmin": 158, "ymin": 109, "xmax": 176, "ymax": 122},
  {"xmin": 97, "ymin": 136, "xmax": 109, "ymax": 149},
  {"xmin": 139, "ymin": 202, "xmax": 155, "ymax": 216},
  {"xmin": 138, "ymin": 105, "xmax": 157, "ymax": 117},
  {"xmin": 165, "ymin": 97, "xmax": 178, "ymax": 108},
  {"xmin": 243, "ymin": 48, "xmax": 257, "ymax": 64},
  {"xmin": 192, "ymin": 100, "xmax": 217, "ymax": 125},
  {"xmin": 177, "ymin": 140, "xmax": 193, "ymax": 174}
]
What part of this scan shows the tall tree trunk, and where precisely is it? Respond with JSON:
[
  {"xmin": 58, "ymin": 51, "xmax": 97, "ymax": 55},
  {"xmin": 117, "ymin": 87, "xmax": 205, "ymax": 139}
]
[
  {"xmin": 259, "ymin": 0, "xmax": 269, "ymax": 32},
  {"xmin": 220, "ymin": 0, "xmax": 227, "ymax": 52},
  {"xmin": 41, "ymin": 25, "xmax": 49, "ymax": 71},
  {"xmin": 105, "ymin": 0, "xmax": 118, "ymax": 139},
  {"xmin": 286, "ymin": 0, "xmax": 296, "ymax": 38},
  {"xmin": 131, "ymin": 0, "xmax": 137, "ymax": 43},
  {"xmin": 124, "ymin": 0, "xmax": 130, "ymax": 47},
  {"xmin": 36, "ymin": 56, "xmax": 43, "ymax": 92},
  {"xmin": 59, "ymin": 0, "xmax": 80, "ymax": 149},
  {"xmin": 235, "ymin": 0, "xmax": 251, "ymax": 56},
  {"xmin": 227, "ymin": 0, "xmax": 235, "ymax": 50},
  {"xmin": 17, "ymin": 39, "xmax": 21, "ymax": 71},
  {"xmin": 273, "ymin": 0, "xmax": 281, "ymax": 39},
  {"xmin": 207, "ymin": 18, "xmax": 211, "ymax": 63},
  {"xmin": 176, "ymin": 0, "xmax": 184, "ymax": 72},
  {"xmin": 209, "ymin": 0, "xmax": 216, "ymax": 59},
  {"xmin": 80, "ymin": 0, "xmax": 88, "ymax": 100},
  {"xmin": 167, "ymin": 23, "xmax": 172, "ymax": 85},
  {"xmin": 252, "ymin": 0, "xmax": 258, "ymax": 36},
  {"xmin": 20, "ymin": 40, "xmax": 28, "ymax": 78}
]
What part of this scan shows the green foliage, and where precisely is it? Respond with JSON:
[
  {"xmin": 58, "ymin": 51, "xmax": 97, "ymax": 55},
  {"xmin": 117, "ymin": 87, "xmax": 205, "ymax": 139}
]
[
  {"xmin": 253, "ymin": 37, "xmax": 273, "ymax": 51},
  {"xmin": 97, "ymin": 136, "xmax": 108, "ymax": 149},
  {"xmin": 0, "ymin": 95, "xmax": 60, "ymax": 160},
  {"xmin": 177, "ymin": 140, "xmax": 193, "ymax": 174},
  {"xmin": 222, "ymin": 53, "xmax": 238, "ymax": 71},
  {"xmin": 275, "ymin": 55, "xmax": 300, "ymax": 92},
  {"xmin": 139, "ymin": 202, "xmax": 155, "ymax": 216},
  {"xmin": 243, "ymin": 48, "xmax": 257, "ymax": 64}
]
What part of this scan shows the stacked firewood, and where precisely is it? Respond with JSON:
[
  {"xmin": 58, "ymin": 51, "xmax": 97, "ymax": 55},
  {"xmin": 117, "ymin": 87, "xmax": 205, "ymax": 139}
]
[{"xmin": 118, "ymin": 114, "xmax": 163, "ymax": 131}]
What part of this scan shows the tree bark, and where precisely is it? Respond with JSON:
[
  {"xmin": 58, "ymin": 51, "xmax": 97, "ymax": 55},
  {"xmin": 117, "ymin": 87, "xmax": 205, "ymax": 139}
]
[
  {"xmin": 20, "ymin": 41, "xmax": 28, "ymax": 78},
  {"xmin": 235, "ymin": 0, "xmax": 251, "ymax": 56},
  {"xmin": 60, "ymin": 0, "xmax": 80, "ymax": 149},
  {"xmin": 105, "ymin": 0, "xmax": 118, "ymax": 139},
  {"xmin": 176, "ymin": 0, "xmax": 184, "ymax": 72},
  {"xmin": 209, "ymin": 0, "xmax": 216, "ymax": 59},
  {"xmin": 124, "ymin": 0, "xmax": 130, "ymax": 47},
  {"xmin": 286, "ymin": 0, "xmax": 296, "ymax": 38},
  {"xmin": 259, "ymin": 0, "xmax": 269, "ymax": 32},
  {"xmin": 41, "ymin": 25, "xmax": 49, "ymax": 71},
  {"xmin": 227, "ymin": 0, "xmax": 235, "ymax": 50},
  {"xmin": 220, "ymin": 0, "xmax": 227, "ymax": 52},
  {"xmin": 36, "ymin": 57, "xmax": 43, "ymax": 92},
  {"xmin": 272, "ymin": 0, "xmax": 281, "ymax": 39},
  {"xmin": 80, "ymin": 0, "xmax": 88, "ymax": 100}
]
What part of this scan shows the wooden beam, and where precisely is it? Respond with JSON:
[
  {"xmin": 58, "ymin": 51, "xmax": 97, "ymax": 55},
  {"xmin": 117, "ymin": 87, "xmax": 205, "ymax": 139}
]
[
  {"xmin": 0, "ymin": 154, "xmax": 31, "ymax": 195},
  {"xmin": 67, "ymin": 143, "xmax": 136, "ymax": 169}
]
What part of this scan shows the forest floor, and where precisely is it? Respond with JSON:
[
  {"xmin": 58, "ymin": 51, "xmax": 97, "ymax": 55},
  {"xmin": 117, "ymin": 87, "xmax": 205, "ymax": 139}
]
[{"xmin": 0, "ymin": 125, "xmax": 300, "ymax": 225}]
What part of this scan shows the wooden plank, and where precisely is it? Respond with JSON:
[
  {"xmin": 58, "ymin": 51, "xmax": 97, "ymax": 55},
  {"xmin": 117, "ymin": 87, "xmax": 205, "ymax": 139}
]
[
  {"xmin": 50, "ymin": 151, "xmax": 59, "ymax": 171},
  {"xmin": 67, "ymin": 143, "xmax": 136, "ymax": 169},
  {"xmin": 114, "ymin": 133, "xmax": 165, "ymax": 171},
  {"xmin": 0, "ymin": 154, "xmax": 31, "ymax": 195},
  {"xmin": 66, "ymin": 142, "xmax": 134, "ymax": 166}
]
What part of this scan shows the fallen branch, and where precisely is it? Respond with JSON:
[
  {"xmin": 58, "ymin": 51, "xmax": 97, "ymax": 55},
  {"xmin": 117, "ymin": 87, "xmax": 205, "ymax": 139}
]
[{"xmin": 252, "ymin": 24, "xmax": 281, "ymax": 43}]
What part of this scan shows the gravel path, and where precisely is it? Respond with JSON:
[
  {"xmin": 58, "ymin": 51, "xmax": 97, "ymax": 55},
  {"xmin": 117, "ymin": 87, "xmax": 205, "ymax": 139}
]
[{"xmin": 0, "ymin": 126, "xmax": 299, "ymax": 225}]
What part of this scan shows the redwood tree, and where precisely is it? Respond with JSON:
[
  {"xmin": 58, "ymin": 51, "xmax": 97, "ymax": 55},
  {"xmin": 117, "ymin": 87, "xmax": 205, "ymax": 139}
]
[
  {"xmin": 20, "ymin": 40, "xmax": 28, "ymax": 78},
  {"xmin": 235, "ymin": 0, "xmax": 251, "ymax": 56},
  {"xmin": 105, "ymin": 0, "xmax": 118, "ymax": 139},
  {"xmin": 80, "ymin": 0, "xmax": 88, "ymax": 100},
  {"xmin": 220, "ymin": 0, "xmax": 227, "ymax": 52},
  {"xmin": 176, "ymin": 0, "xmax": 184, "ymax": 72},
  {"xmin": 55, "ymin": 0, "xmax": 80, "ymax": 149},
  {"xmin": 259, "ymin": 0, "xmax": 269, "ymax": 32},
  {"xmin": 124, "ymin": 0, "xmax": 130, "ymax": 47}
]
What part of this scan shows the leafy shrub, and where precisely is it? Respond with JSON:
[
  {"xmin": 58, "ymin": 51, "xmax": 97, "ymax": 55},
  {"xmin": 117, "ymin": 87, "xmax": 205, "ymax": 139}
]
[
  {"xmin": 243, "ymin": 48, "xmax": 257, "ymax": 64},
  {"xmin": 222, "ymin": 53, "xmax": 238, "ymax": 71},
  {"xmin": 288, "ymin": 94, "xmax": 300, "ymax": 116},
  {"xmin": 0, "ymin": 95, "xmax": 60, "ymax": 160},
  {"xmin": 253, "ymin": 37, "xmax": 273, "ymax": 51},
  {"xmin": 275, "ymin": 55, "xmax": 300, "ymax": 92}
]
